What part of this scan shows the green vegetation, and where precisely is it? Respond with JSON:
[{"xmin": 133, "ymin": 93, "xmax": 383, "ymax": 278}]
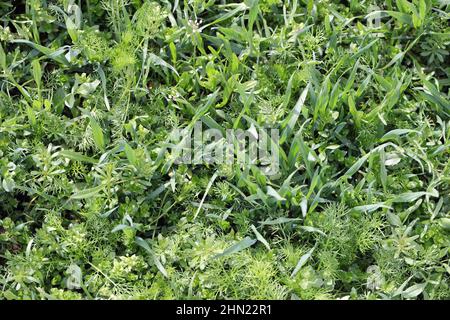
[{"xmin": 0, "ymin": 0, "xmax": 449, "ymax": 300}]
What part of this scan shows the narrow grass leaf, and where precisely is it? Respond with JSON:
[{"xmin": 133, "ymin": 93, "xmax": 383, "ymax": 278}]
[{"xmin": 214, "ymin": 236, "xmax": 257, "ymax": 259}]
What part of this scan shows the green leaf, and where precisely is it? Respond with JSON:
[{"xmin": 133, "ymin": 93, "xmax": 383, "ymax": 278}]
[
  {"xmin": 96, "ymin": 65, "xmax": 110, "ymax": 111},
  {"xmin": 31, "ymin": 60, "xmax": 42, "ymax": 91},
  {"xmin": 439, "ymin": 218, "xmax": 450, "ymax": 231},
  {"xmin": 2, "ymin": 177, "xmax": 16, "ymax": 192},
  {"xmin": 111, "ymin": 224, "xmax": 130, "ymax": 233},
  {"xmin": 344, "ymin": 60, "xmax": 359, "ymax": 93},
  {"xmin": 385, "ymin": 10, "xmax": 413, "ymax": 26},
  {"xmin": 379, "ymin": 148, "xmax": 387, "ymax": 191},
  {"xmin": 136, "ymin": 237, "xmax": 168, "ymax": 278},
  {"xmin": 26, "ymin": 106, "xmax": 37, "ymax": 127},
  {"xmin": 298, "ymin": 226, "xmax": 326, "ymax": 236},
  {"xmin": 124, "ymin": 143, "xmax": 138, "ymax": 167},
  {"xmin": 11, "ymin": 39, "xmax": 69, "ymax": 65},
  {"xmin": 387, "ymin": 212, "xmax": 402, "ymax": 227},
  {"xmin": 351, "ymin": 39, "xmax": 379, "ymax": 59},
  {"xmin": 200, "ymin": 3, "xmax": 248, "ymax": 31},
  {"xmin": 89, "ymin": 117, "xmax": 105, "ymax": 151},
  {"xmin": 259, "ymin": 217, "xmax": 302, "ymax": 225},
  {"xmin": 381, "ymin": 129, "xmax": 420, "ymax": 141},
  {"xmin": 291, "ymin": 246, "xmax": 315, "ymax": 278},
  {"xmin": 353, "ymin": 203, "xmax": 392, "ymax": 213},
  {"xmin": 59, "ymin": 150, "xmax": 98, "ymax": 164},
  {"xmin": 71, "ymin": 185, "xmax": 104, "ymax": 199},
  {"xmin": 214, "ymin": 236, "xmax": 257, "ymax": 258},
  {"xmin": 342, "ymin": 152, "xmax": 371, "ymax": 178},
  {"xmin": 402, "ymin": 283, "xmax": 427, "ymax": 299},
  {"xmin": 77, "ymin": 80, "xmax": 100, "ymax": 97},
  {"xmin": 65, "ymin": 16, "xmax": 78, "ymax": 42},
  {"xmin": 391, "ymin": 191, "xmax": 434, "ymax": 203},
  {"xmin": 194, "ymin": 172, "xmax": 218, "ymax": 220},
  {"xmin": 341, "ymin": 143, "xmax": 391, "ymax": 179},
  {"xmin": 66, "ymin": 263, "xmax": 82, "ymax": 289},
  {"xmin": 148, "ymin": 53, "xmax": 179, "ymax": 76},
  {"xmin": 396, "ymin": 0, "xmax": 412, "ymax": 13},
  {"xmin": 267, "ymin": 186, "xmax": 286, "ymax": 201},
  {"xmin": 0, "ymin": 43, "xmax": 6, "ymax": 71},
  {"xmin": 250, "ymin": 225, "xmax": 271, "ymax": 250},
  {"xmin": 418, "ymin": 0, "xmax": 427, "ymax": 22},
  {"xmin": 280, "ymin": 83, "xmax": 310, "ymax": 145},
  {"xmin": 348, "ymin": 93, "xmax": 361, "ymax": 127}
]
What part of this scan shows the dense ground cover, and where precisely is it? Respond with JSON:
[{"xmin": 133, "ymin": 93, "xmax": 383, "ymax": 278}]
[{"xmin": 0, "ymin": 0, "xmax": 449, "ymax": 300}]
